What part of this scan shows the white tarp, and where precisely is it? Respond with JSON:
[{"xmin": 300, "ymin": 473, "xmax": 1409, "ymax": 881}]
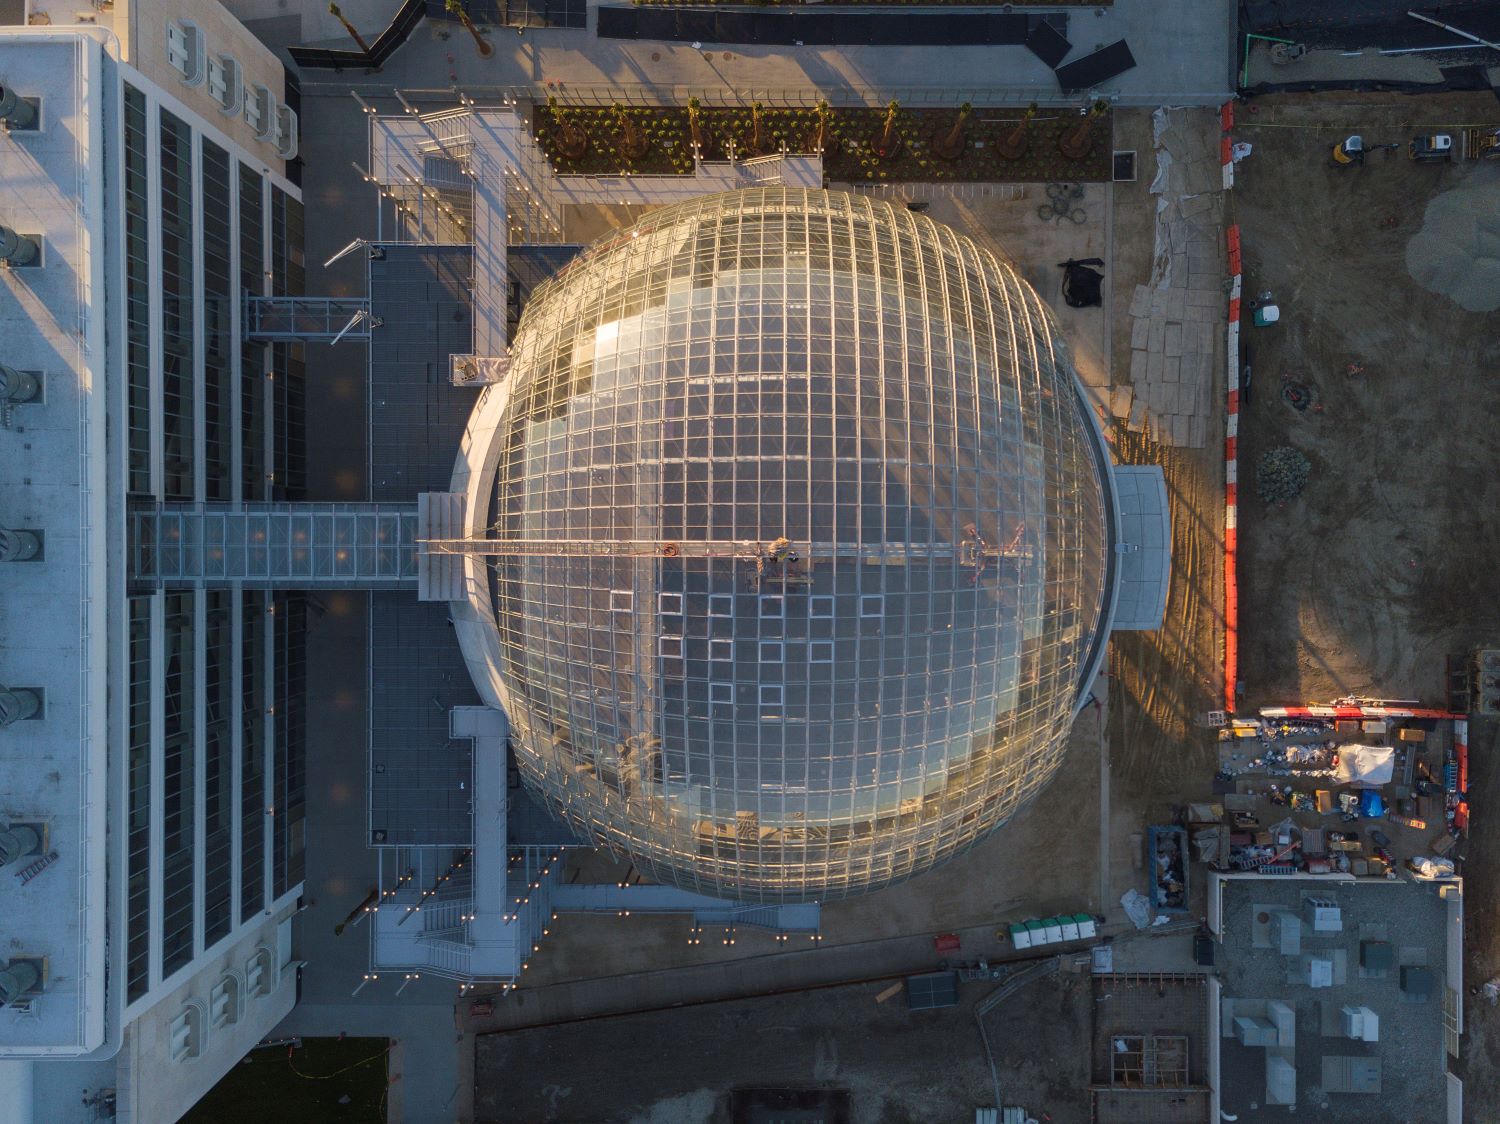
[{"xmin": 1335, "ymin": 744, "xmax": 1395, "ymax": 787}]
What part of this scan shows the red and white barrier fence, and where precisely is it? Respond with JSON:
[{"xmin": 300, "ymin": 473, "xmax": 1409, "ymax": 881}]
[
  {"xmin": 1224, "ymin": 224, "xmax": 1242, "ymax": 713},
  {"xmin": 1258, "ymin": 704, "xmax": 1467, "ymax": 720}
]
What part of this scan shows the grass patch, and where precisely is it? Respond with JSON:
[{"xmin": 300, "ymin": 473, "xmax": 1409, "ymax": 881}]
[{"xmin": 183, "ymin": 1037, "xmax": 391, "ymax": 1124}]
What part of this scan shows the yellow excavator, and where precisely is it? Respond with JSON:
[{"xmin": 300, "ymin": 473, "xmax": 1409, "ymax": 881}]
[
  {"xmin": 1332, "ymin": 135, "xmax": 1365, "ymax": 166},
  {"xmin": 1331, "ymin": 135, "xmax": 1400, "ymax": 167}
]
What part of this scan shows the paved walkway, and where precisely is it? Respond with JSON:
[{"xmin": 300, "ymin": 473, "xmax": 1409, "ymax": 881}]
[
  {"xmin": 228, "ymin": 0, "xmax": 1234, "ymax": 105},
  {"xmin": 467, "ymin": 918, "xmax": 1128, "ymax": 1034},
  {"xmin": 1122, "ymin": 107, "xmax": 1227, "ymax": 449}
]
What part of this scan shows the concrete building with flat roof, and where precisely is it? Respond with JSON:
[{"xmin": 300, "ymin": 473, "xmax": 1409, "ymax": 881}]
[
  {"xmin": 1208, "ymin": 872, "xmax": 1464, "ymax": 1123},
  {"xmin": 0, "ymin": 3, "xmax": 306, "ymax": 1120}
]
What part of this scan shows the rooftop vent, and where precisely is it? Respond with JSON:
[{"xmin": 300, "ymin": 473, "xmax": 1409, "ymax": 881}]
[
  {"xmin": 0, "ymin": 530, "xmax": 41, "ymax": 562},
  {"xmin": 0, "ymin": 224, "xmax": 39, "ymax": 267},
  {"xmin": 0, "ymin": 365, "xmax": 39, "ymax": 403},
  {"xmin": 0, "ymin": 824, "xmax": 40, "ymax": 866},
  {"xmin": 0, "ymin": 85, "xmax": 37, "ymax": 131},
  {"xmin": 0, "ymin": 686, "xmax": 40, "ymax": 725},
  {"xmin": 0, "ymin": 960, "xmax": 40, "ymax": 1007}
]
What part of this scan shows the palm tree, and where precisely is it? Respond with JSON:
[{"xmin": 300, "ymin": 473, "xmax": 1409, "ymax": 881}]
[
  {"xmin": 1059, "ymin": 99, "xmax": 1109, "ymax": 160},
  {"xmin": 328, "ymin": 3, "xmax": 373, "ymax": 57},
  {"xmin": 445, "ymin": 0, "xmax": 494, "ymax": 59},
  {"xmin": 613, "ymin": 103, "xmax": 649, "ymax": 160},
  {"xmin": 875, "ymin": 99, "xmax": 902, "ymax": 160},
  {"xmin": 931, "ymin": 102, "xmax": 971, "ymax": 161},
  {"xmin": 687, "ymin": 96, "xmax": 704, "ymax": 156},
  {"xmin": 548, "ymin": 95, "xmax": 587, "ymax": 160},
  {"xmin": 813, "ymin": 99, "xmax": 839, "ymax": 158},
  {"xmin": 996, "ymin": 102, "xmax": 1037, "ymax": 161},
  {"xmin": 751, "ymin": 102, "xmax": 770, "ymax": 155}
]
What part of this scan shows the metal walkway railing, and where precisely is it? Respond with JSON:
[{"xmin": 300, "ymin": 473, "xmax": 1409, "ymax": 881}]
[
  {"xmin": 244, "ymin": 296, "xmax": 375, "ymax": 342},
  {"xmin": 131, "ymin": 503, "xmax": 419, "ymax": 589}
]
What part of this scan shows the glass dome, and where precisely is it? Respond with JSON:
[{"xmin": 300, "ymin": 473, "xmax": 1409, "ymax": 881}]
[{"xmin": 474, "ymin": 188, "xmax": 1111, "ymax": 902}]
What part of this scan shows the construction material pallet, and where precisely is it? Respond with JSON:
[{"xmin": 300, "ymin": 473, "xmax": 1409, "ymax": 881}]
[{"xmin": 1460, "ymin": 126, "xmax": 1500, "ymax": 161}]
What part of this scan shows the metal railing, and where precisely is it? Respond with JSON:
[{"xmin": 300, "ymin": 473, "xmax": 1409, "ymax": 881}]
[
  {"xmin": 418, "ymin": 898, "xmax": 470, "ymax": 934},
  {"xmin": 421, "ymin": 939, "xmax": 473, "ymax": 978},
  {"xmin": 244, "ymin": 296, "xmax": 373, "ymax": 342},
  {"xmin": 131, "ymin": 502, "xmax": 420, "ymax": 588},
  {"xmin": 317, "ymin": 83, "xmax": 1231, "ymax": 109}
]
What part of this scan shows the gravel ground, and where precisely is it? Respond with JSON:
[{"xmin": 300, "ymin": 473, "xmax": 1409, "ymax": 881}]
[{"xmin": 1406, "ymin": 162, "xmax": 1500, "ymax": 313}]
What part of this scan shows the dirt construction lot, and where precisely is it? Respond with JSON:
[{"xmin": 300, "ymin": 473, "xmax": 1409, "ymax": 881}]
[
  {"xmin": 1229, "ymin": 92, "xmax": 1500, "ymax": 1124},
  {"xmin": 1230, "ymin": 92, "xmax": 1500, "ymax": 706}
]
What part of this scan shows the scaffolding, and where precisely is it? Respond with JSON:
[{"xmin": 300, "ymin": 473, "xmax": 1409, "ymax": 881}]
[{"xmin": 1110, "ymin": 1034, "xmax": 1189, "ymax": 1088}]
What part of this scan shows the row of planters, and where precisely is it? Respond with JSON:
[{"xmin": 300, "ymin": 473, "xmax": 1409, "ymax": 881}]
[{"xmin": 534, "ymin": 99, "xmax": 1114, "ymax": 183}]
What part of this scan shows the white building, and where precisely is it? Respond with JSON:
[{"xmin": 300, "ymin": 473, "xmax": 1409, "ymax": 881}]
[{"xmin": 0, "ymin": 3, "xmax": 306, "ymax": 1120}]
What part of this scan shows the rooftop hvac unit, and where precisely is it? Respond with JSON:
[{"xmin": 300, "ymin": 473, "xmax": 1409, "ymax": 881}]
[
  {"xmin": 1304, "ymin": 897, "xmax": 1342, "ymax": 933},
  {"xmin": 1322, "ymin": 1055, "xmax": 1382, "ymax": 1094},
  {"xmin": 1340, "ymin": 1005, "xmax": 1379, "ymax": 1042},
  {"xmin": 1400, "ymin": 965, "xmax": 1434, "ymax": 998},
  {"xmin": 1276, "ymin": 910, "xmax": 1301, "ymax": 955},
  {"xmin": 1266, "ymin": 1055, "xmax": 1297, "ymax": 1106},
  {"xmin": 1301, "ymin": 955, "xmax": 1334, "ymax": 988},
  {"xmin": 1234, "ymin": 1015, "xmax": 1277, "ymax": 1047},
  {"xmin": 1267, "ymin": 1000, "xmax": 1296, "ymax": 1046}
]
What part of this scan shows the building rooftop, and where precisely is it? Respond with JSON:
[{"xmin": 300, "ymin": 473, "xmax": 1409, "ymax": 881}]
[
  {"xmin": 1213, "ymin": 874, "xmax": 1461, "ymax": 1122},
  {"xmin": 0, "ymin": 31, "xmax": 109, "ymax": 1055}
]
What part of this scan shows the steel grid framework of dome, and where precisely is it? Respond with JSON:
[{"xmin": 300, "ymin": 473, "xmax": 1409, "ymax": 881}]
[{"xmin": 453, "ymin": 187, "xmax": 1116, "ymax": 902}]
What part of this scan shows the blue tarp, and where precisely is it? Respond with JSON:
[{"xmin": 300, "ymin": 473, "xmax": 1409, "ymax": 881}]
[{"xmin": 1359, "ymin": 790, "xmax": 1386, "ymax": 818}]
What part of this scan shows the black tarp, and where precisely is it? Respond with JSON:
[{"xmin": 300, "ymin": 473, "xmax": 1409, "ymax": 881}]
[
  {"xmin": 1054, "ymin": 39, "xmax": 1137, "ymax": 93},
  {"xmin": 1026, "ymin": 21, "xmax": 1073, "ymax": 69},
  {"xmin": 595, "ymin": 6, "xmax": 637, "ymax": 39},
  {"xmin": 1060, "ymin": 258, "xmax": 1105, "ymax": 308}
]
